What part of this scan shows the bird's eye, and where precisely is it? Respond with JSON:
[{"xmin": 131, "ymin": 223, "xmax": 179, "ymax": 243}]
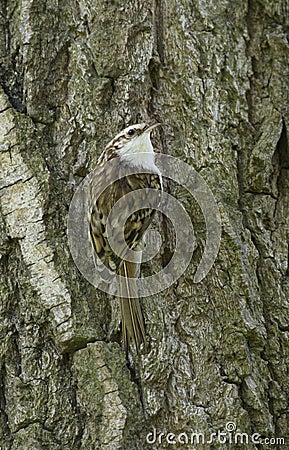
[{"xmin": 127, "ymin": 129, "xmax": 135, "ymax": 136}]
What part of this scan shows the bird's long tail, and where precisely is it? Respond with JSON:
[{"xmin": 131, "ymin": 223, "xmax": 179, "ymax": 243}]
[{"xmin": 119, "ymin": 260, "xmax": 146, "ymax": 353}]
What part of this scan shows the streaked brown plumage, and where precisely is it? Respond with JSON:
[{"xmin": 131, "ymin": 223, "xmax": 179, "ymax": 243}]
[{"xmin": 88, "ymin": 122, "xmax": 162, "ymax": 352}]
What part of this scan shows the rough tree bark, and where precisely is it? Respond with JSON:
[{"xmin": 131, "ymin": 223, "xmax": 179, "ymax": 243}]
[{"xmin": 0, "ymin": 0, "xmax": 288, "ymax": 449}]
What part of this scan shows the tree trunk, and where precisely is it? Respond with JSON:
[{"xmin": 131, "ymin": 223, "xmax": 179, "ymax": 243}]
[{"xmin": 0, "ymin": 0, "xmax": 288, "ymax": 449}]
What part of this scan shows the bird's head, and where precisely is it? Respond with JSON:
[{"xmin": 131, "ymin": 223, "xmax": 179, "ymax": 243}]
[{"xmin": 104, "ymin": 122, "xmax": 161, "ymax": 168}]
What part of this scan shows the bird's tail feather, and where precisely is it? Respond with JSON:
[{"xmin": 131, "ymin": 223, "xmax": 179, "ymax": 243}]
[{"xmin": 119, "ymin": 260, "xmax": 146, "ymax": 353}]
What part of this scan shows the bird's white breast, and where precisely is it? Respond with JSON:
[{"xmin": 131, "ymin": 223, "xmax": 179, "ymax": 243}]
[{"xmin": 118, "ymin": 132, "xmax": 160, "ymax": 174}]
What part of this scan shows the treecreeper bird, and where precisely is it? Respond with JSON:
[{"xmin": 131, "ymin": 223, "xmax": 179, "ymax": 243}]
[{"xmin": 88, "ymin": 122, "xmax": 162, "ymax": 352}]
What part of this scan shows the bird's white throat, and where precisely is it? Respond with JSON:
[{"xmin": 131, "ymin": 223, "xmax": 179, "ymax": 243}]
[{"xmin": 118, "ymin": 132, "xmax": 159, "ymax": 173}]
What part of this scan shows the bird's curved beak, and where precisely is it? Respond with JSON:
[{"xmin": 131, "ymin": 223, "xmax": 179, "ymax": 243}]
[{"xmin": 144, "ymin": 122, "xmax": 162, "ymax": 133}]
